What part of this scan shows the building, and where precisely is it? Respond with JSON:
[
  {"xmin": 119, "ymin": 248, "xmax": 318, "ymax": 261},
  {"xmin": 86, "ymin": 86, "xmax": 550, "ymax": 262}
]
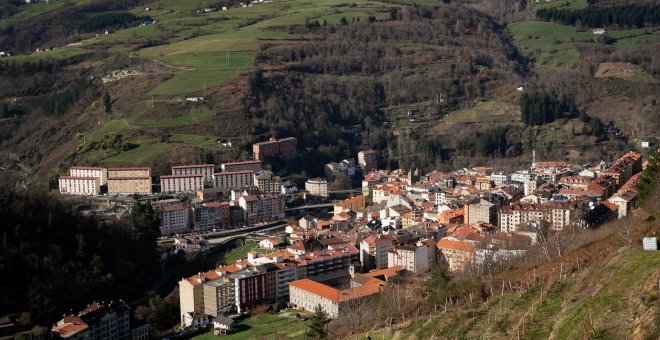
[
  {"xmin": 108, "ymin": 177, "xmax": 151, "ymax": 195},
  {"xmin": 253, "ymin": 137, "xmax": 297, "ymax": 161},
  {"xmin": 288, "ymin": 277, "xmax": 385, "ymax": 319},
  {"xmin": 107, "ymin": 167, "xmax": 151, "ymax": 195},
  {"xmin": 70, "ymin": 166, "xmax": 108, "ymax": 185},
  {"xmin": 160, "ymin": 174, "xmax": 204, "ymax": 193},
  {"xmin": 51, "ymin": 301, "xmax": 131, "ymax": 339},
  {"xmin": 212, "ymin": 170, "xmax": 255, "ymax": 191},
  {"xmin": 253, "ymin": 170, "xmax": 282, "ymax": 194},
  {"xmin": 358, "ymin": 150, "xmax": 378, "ymax": 173},
  {"xmin": 499, "ymin": 201, "xmax": 585, "ymax": 232},
  {"xmin": 172, "ymin": 164, "xmax": 214, "ymax": 183},
  {"xmin": 465, "ymin": 198, "xmax": 498, "ymax": 225},
  {"xmin": 324, "ymin": 159, "xmax": 357, "ymax": 180},
  {"xmin": 305, "ymin": 178, "xmax": 329, "ymax": 198},
  {"xmin": 334, "ymin": 195, "xmax": 366, "ymax": 215},
  {"xmin": 159, "ymin": 203, "xmax": 192, "ymax": 235},
  {"xmin": 238, "ymin": 193, "xmax": 286, "ymax": 225},
  {"xmin": 387, "ymin": 241, "xmax": 435, "ymax": 274},
  {"xmin": 212, "ymin": 316, "xmax": 236, "ymax": 336},
  {"xmin": 600, "ymin": 151, "xmax": 643, "ymax": 189},
  {"xmin": 203, "ymin": 277, "xmax": 236, "ymax": 317},
  {"xmin": 436, "ymin": 237, "xmax": 476, "ymax": 273},
  {"xmin": 108, "ymin": 167, "xmax": 151, "ymax": 178},
  {"xmin": 192, "ymin": 202, "xmax": 230, "ymax": 231},
  {"xmin": 58, "ymin": 176, "xmax": 100, "ymax": 195},
  {"xmin": 360, "ymin": 235, "xmax": 395, "ymax": 271},
  {"xmin": 221, "ymin": 160, "xmax": 262, "ymax": 173}
]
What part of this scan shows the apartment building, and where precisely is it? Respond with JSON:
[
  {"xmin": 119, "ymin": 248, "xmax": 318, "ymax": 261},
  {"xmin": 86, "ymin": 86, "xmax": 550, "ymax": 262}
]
[
  {"xmin": 70, "ymin": 166, "xmax": 108, "ymax": 185},
  {"xmin": 107, "ymin": 167, "xmax": 152, "ymax": 195},
  {"xmin": 220, "ymin": 160, "xmax": 262, "ymax": 173},
  {"xmin": 387, "ymin": 241, "xmax": 434, "ymax": 274},
  {"xmin": 252, "ymin": 137, "xmax": 297, "ymax": 161},
  {"xmin": 192, "ymin": 201, "xmax": 231, "ymax": 231},
  {"xmin": 305, "ymin": 178, "xmax": 329, "ymax": 198},
  {"xmin": 465, "ymin": 198, "xmax": 498, "ymax": 225},
  {"xmin": 288, "ymin": 278, "xmax": 384, "ymax": 319},
  {"xmin": 160, "ymin": 174, "xmax": 204, "ymax": 193},
  {"xmin": 237, "ymin": 193, "xmax": 286, "ymax": 225},
  {"xmin": 358, "ymin": 150, "xmax": 378, "ymax": 174},
  {"xmin": 172, "ymin": 164, "xmax": 214, "ymax": 183},
  {"xmin": 58, "ymin": 176, "xmax": 100, "ymax": 195},
  {"xmin": 107, "ymin": 177, "xmax": 151, "ymax": 195},
  {"xmin": 324, "ymin": 159, "xmax": 356, "ymax": 180},
  {"xmin": 203, "ymin": 277, "xmax": 236, "ymax": 317},
  {"xmin": 436, "ymin": 237, "xmax": 476, "ymax": 273},
  {"xmin": 499, "ymin": 200, "xmax": 585, "ymax": 232},
  {"xmin": 360, "ymin": 235, "xmax": 396, "ymax": 271},
  {"xmin": 159, "ymin": 203, "xmax": 192, "ymax": 235},
  {"xmin": 212, "ymin": 171, "xmax": 254, "ymax": 191},
  {"xmin": 52, "ymin": 301, "xmax": 132, "ymax": 340},
  {"xmin": 253, "ymin": 170, "xmax": 282, "ymax": 194},
  {"xmin": 601, "ymin": 151, "xmax": 642, "ymax": 188},
  {"xmin": 334, "ymin": 195, "xmax": 366, "ymax": 215},
  {"xmin": 108, "ymin": 167, "xmax": 151, "ymax": 178}
]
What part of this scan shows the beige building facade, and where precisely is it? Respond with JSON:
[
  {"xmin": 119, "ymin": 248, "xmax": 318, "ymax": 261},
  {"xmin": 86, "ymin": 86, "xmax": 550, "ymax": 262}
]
[
  {"xmin": 172, "ymin": 164, "xmax": 215, "ymax": 183},
  {"xmin": 70, "ymin": 166, "xmax": 107, "ymax": 185},
  {"xmin": 305, "ymin": 178, "xmax": 328, "ymax": 198},
  {"xmin": 108, "ymin": 177, "xmax": 151, "ymax": 195},
  {"xmin": 108, "ymin": 167, "xmax": 151, "ymax": 178},
  {"xmin": 213, "ymin": 171, "xmax": 255, "ymax": 191}
]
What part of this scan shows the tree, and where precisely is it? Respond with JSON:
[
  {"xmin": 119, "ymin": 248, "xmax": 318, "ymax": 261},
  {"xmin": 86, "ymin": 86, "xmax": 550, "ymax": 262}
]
[
  {"xmin": 131, "ymin": 200, "xmax": 160, "ymax": 243},
  {"xmin": 103, "ymin": 92, "xmax": 112, "ymax": 113},
  {"xmin": 307, "ymin": 304, "xmax": 328, "ymax": 338}
]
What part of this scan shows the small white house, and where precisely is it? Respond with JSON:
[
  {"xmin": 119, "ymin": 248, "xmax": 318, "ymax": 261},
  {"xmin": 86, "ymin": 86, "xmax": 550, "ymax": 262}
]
[
  {"xmin": 259, "ymin": 237, "xmax": 284, "ymax": 250},
  {"xmin": 182, "ymin": 312, "xmax": 211, "ymax": 329},
  {"xmin": 516, "ymin": 86, "xmax": 524, "ymax": 92},
  {"xmin": 592, "ymin": 28, "xmax": 606, "ymax": 35},
  {"xmin": 213, "ymin": 316, "xmax": 236, "ymax": 336},
  {"xmin": 641, "ymin": 141, "xmax": 650, "ymax": 148}
]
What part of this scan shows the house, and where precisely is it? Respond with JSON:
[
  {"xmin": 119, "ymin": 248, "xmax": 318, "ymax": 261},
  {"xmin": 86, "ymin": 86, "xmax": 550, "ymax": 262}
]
[
  {"xmin": 592, "ymin": 28, "xmax": 605, "ymax": 34},
  {"xmin": 259, "ymin": 237, "xmax": 285, "ymax": 250},
  {"xmin": 182, "ymin": 312, "xmax": 212, "ymax": 329},
  {"xmin": 213, "ymin": 316, "xmax": 236, "ymax": 336},
  {"xmin": 436, "ymin": 237, "xmax": 476, "ymax": 273}
]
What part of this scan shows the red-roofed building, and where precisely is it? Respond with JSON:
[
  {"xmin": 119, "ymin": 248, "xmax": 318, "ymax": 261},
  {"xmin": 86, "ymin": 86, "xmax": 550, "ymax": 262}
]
[{"xmin": 436, "ymin": 237, "xmax": 476, "ymax": 273}]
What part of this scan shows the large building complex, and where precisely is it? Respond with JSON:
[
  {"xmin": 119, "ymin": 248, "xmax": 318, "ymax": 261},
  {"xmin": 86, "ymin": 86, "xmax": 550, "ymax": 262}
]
[
  {"xmin": 107, "ymin": 167, "xmax": 152, "ymax": 195},
  {"xmin": 237, "ymin": 193, "xmax": 286, "ymax": 225},
  {"xmin": 221, "ymin": 160, "xmax": 262, "ymax": 173},
  {"xmin": 58, "ymin": 176, "xmax": 100, "ymax": 195},
  {"xmin": 161, "ymin": 174, "xmax": 204, "ymax": 193},
  {"xmin": 252, "ymin": 137, "xmax": 297, "ymax": 161},
  {"xmin": 213, "ymin": 171, "xmax": 255, "ymax": 192},
  {"xmin": 172, "ymin": 164, "xmax": 215, "ymax": 183},
  {"xmin": 70, "ymin": 166, "xmax": 108, "ymax": 185},
  {"xmin": 305, "ymin": 178, "xmax": 329, "ymax": 198}
]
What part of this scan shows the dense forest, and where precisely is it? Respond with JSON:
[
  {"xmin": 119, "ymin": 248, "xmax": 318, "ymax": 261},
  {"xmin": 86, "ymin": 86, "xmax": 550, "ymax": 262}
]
[
  {"xmin": 245, "ymin": 4, "xmax": 528, "ymax": 174},
  {"xmin": 536, "ymin": 4, "xmax": 660, "ymax": 28},
  {"xmin": 520, "ymin": 92, "xmax": 578, "ymax": 125},
  {"xmin": 0, "ymin": 189, "xmax": 160, "ymax": 324}
]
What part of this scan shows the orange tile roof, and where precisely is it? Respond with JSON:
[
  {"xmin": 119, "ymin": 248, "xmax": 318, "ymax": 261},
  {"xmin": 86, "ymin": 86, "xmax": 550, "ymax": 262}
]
[
  {"xmin": 436, "ymin": 238, "xmax": 476, "ymax": 252},
  {"xmin": 364, "ymin": 266, "xmax": 406, "ymax": 278},
  {"xmin": 288, "ymin": 279, "xmax": 384, "ymax": 302}
]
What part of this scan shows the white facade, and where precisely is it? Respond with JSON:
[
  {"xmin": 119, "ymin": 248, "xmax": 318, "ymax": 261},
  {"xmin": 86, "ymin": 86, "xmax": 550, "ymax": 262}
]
[
  {"xmin": 161, "ymin": 175, "xmax": 205, "ymax": 193},
  {"xmin": 387, "ymin": 242, "xmax": 431, "ymax": 274},
  {"xmin": 213, "ymin": 171, "xmax": 255, "ymax": 191},
  {"xmin": 172, "ymin": 164, "xmax": 214, "ymax": 183},
  {"xmin": 59, "ymin": 177, "xmax": 100, "ymax": 195},
  {"xmin": 70, "ymin": 167, "xmax": 107, "ymax": 185},
  {"xmin": 305, "ymin": 178, "xmax": 328, "ymax": 198}
]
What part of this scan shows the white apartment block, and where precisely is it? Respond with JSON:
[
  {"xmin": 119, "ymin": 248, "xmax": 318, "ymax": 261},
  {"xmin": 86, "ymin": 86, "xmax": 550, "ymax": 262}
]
[
  {"xmin": 220, "ymin": 160, "xmax": 262, "ymax": 173},
  {"xmin": 305, "ymin": 178, "xmax": 328, "ymax": 198},
  {"xmin": 160, "ymin": 204, "xmax": 192, "ymax": 235},
  {"xmin": 172, "ymin": 164, "xmax": 214, "ymax": 183},
  {"xmin": 70, "ymin": 166, "xmax": 108, "ymax": 185},
  {"xmin": 387, "ymin": 242, "xmax": 431, "ymax": 274},
  {"xmin": 213, "ymin": 171, "xmax": 255, "ymax": 191},
  {"xmin": 161, "ymin": 174, "xmax": 204, "ymax": 193},
  {"xmin": 58, "ymin": 177, "xmax": 100, "ymax": 195}
]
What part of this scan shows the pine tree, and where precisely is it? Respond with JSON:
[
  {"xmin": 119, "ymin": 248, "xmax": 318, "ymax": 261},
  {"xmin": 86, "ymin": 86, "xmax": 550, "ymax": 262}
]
[
  {"xmin": 307, "ymin": 304, "xmax": 328, "ymax": 338},
  {"xmin": 103, "ymin": 92, "xmax": 112, "ymax": 113}
]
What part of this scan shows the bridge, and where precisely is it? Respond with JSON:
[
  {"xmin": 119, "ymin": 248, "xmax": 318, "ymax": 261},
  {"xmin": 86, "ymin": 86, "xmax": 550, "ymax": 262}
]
[
  {"xmin": 285, "ymin": 203, "xmax": 335, "ymax": 211},
  {"xmin": 327, "ymin": 188, "xmax": 363, "ymax": 194},
  {"xmin": 207, "ymin": 222, "xmax": 288, "ymax": 244}
]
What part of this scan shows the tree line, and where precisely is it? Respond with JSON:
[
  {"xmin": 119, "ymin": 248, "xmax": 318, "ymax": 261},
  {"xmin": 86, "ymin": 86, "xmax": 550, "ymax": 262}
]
[
  {"xmin": 536, "ymin": 4, "xmax": 660, "ymax": 28},
  {"xmin": 0, "ymin": 188, "xmax": 161, "ymax": 325},
  {"xmin": 41, "ymin": 80, "xmax": 93, "ymax": 116},
  {"xmin": 520, "ymin": 92, "xmax": 578, "ymax": 126}
]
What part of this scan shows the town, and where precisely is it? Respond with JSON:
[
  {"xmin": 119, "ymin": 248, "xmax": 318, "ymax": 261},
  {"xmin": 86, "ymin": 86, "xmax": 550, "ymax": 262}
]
[{"xmin": 50, "ymin": 135, "xmax": 650, "ymax": 338}]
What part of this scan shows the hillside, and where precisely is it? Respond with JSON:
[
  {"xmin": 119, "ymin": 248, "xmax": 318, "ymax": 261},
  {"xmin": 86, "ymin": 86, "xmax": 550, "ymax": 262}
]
[
  {"xmin": 0, "ymin": 0, "xmax": 657, "ymax": 187},
  {"xmin": 359, "ymin": 217, "xmax": 659, "ymax": 339}
]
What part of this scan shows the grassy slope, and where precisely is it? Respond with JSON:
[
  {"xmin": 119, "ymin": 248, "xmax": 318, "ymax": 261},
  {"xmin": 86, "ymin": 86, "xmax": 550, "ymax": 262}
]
[
  {"xmin": 373, "ymin": 234, "xmax": 660, "ymax": 339},
  {"xmin": 194, "ymin": 313, "xmax": 308, "ymax": 339}
]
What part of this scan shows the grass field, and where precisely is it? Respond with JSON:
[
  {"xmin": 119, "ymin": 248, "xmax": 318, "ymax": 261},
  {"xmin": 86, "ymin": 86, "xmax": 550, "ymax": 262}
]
[
  {"xmin": 2, "ymin": 47, "xmax": 90, "ymax": 62},
  {"xmin": 507, "ymin": 22, "xmax": 659, "ymax": 68},
  {"xmin": 534, "ymin": 0, "xmax": 587, "ymax": 10},
  {"xmin": 194, "ymin": 313, "xmax": 308, "ymax": 339},
  {"xmin": 138, "ymin": 109, "xmax": 216, "ymax": 127},
  {"xmin": 221, "ymin": 242, "xmax": 259, "ymax": 264}
]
